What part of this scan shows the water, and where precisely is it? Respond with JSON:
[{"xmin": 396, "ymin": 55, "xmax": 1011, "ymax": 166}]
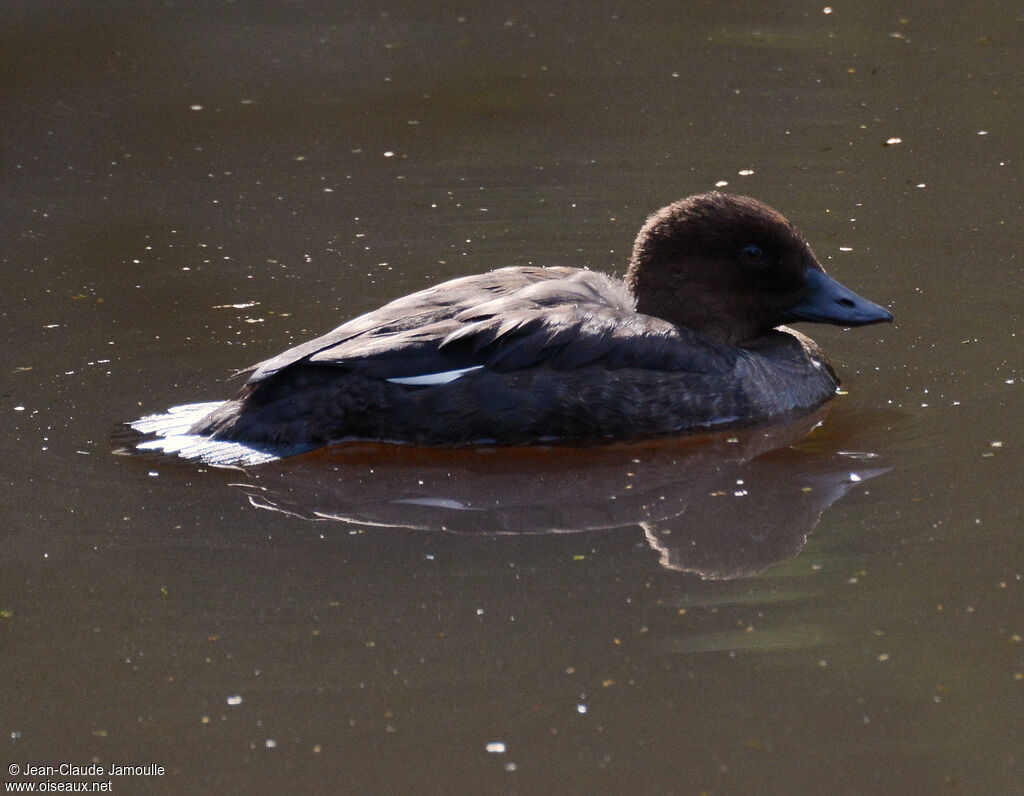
[{"xmin": 3, "ymin": 1, "xmax": 1021, "ymax": 793}]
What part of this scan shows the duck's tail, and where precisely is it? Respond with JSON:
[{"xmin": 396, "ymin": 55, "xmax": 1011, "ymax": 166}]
[{"xmin": 115, "ymin": 402, "xmax": 309, "ymax": 468}]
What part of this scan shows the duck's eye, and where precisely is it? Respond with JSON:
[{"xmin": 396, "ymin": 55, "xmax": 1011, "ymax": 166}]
[{"xmin": 738, "ymin": 245, "xmax": 770, "ymax": 269}]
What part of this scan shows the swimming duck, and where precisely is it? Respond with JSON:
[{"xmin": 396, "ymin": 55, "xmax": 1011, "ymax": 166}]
[{"xmin": 129, "ymin": 192, "xmax": 891, "ymax": 465}]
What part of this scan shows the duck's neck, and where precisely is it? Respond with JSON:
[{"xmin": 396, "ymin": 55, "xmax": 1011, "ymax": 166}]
[{"xmin": 626, "ymin": 258, "xmax": 770, "ymax": 347}]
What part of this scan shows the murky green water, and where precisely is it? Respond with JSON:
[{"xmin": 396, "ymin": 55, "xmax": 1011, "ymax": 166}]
[{"xmin": 3, "ymin": 1, "xmax": 1020, "ymax": 793}]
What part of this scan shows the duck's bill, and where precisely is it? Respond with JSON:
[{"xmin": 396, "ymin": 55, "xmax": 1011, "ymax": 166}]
[{"xmin": 780, "ymin": 267, "xmax": 893, "ymax": 327}]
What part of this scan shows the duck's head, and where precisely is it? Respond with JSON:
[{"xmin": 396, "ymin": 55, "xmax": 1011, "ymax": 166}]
[{"xmin": 625, "ymin": 192, "xmax": 892, "ymax": 346}]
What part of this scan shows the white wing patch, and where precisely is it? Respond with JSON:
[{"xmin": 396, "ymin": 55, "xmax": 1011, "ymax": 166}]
[{"xmin": 385, "ymin": 365, "xmax": 484, "ymax": 386}]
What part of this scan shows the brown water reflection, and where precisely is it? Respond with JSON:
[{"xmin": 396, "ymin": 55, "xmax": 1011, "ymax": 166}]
[{"xmin": 229, "ymin": 409, "xmax": 889, "ymax": 579}]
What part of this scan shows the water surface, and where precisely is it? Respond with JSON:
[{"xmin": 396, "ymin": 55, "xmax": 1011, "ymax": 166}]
[{"xmin": 3, "ymin": 1, "xmax": 1021, "ymax": 793}]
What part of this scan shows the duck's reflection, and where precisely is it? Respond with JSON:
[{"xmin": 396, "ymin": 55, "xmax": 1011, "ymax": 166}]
[{"xmin": 230, "ymin": 407, "xmax": 889, "ymax": 579}]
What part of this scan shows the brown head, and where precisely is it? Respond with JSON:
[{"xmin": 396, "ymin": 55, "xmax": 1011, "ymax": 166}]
[{"xmin": 625, "ymin": 193, "xmax": 891, "ymax": 346}]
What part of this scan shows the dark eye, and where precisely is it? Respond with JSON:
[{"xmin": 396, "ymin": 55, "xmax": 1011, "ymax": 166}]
[{"xmin": 738, "ymin": 245, "xmax": 769, "ymax": 269}]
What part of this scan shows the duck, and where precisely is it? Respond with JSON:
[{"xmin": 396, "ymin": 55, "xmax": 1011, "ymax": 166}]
[{"xmin": 128, "ymin": 192, "xmax": 892, "ymax": 466}]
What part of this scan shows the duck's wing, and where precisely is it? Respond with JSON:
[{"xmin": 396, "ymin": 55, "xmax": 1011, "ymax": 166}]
[
  {"xmin": 246, "ymin": 267, "xmax": 575, "ymax": 383},
  {"xmin": 247, "ymin": 268, "xmax": 736, "ymax": 385}
]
